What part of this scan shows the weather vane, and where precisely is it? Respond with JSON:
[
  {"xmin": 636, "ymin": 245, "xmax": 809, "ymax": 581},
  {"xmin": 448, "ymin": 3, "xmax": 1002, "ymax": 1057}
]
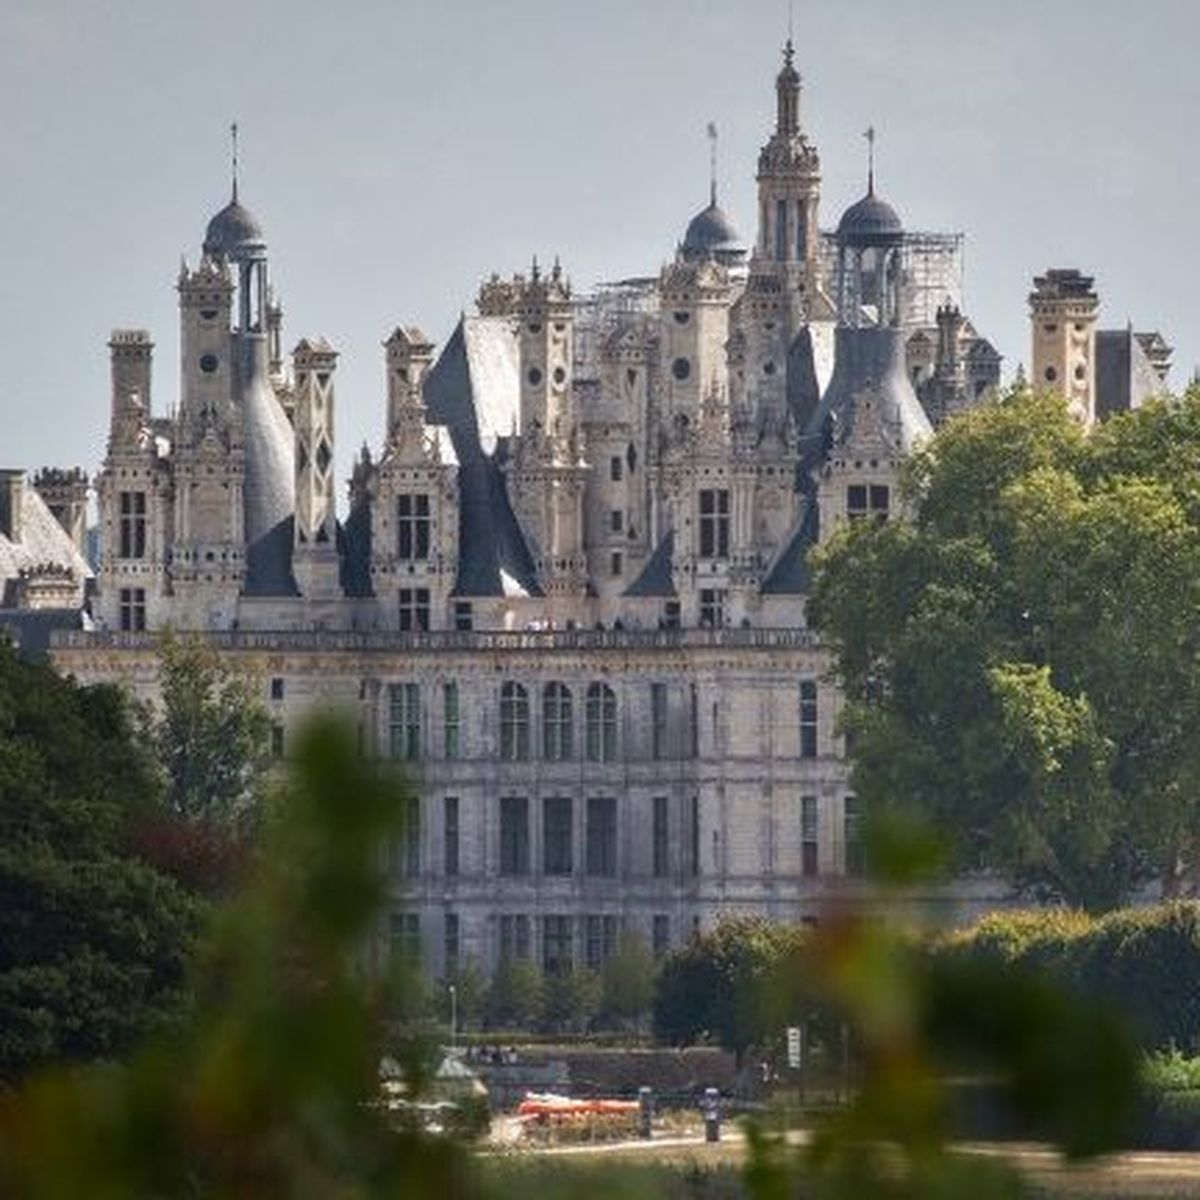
[
  {"xmin": 230, "ymin": 121, "xmax": 239, "ymax": 202},
  {"xmin": 707, "ymin": 121, "xmax": 718, "ymax": 206},
  {"xmin": 864, "ymin": 125, "xmax": 876, "ymax": 193}
]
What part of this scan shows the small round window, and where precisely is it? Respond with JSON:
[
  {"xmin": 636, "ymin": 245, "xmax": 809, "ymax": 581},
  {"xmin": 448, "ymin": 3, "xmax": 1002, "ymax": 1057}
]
[
  {"xmin": 672, "ymin": 357, "xmax": 691, "ymax": 382},
  {"xmin": 763, "ymin": 361, "xmax": 777, "ymax": 376},
  {"xmin": 552, "ymin": 366, "xmax": 566, "ymax": 385},
  {"xmin": 528, "ymin": 322, "xmax": 542, "ymax": 334},
  {"xmin": 673, "ymin": 310, "xmax": 690, "ymax": 325},
  {"xmin": 1044, "ymin": 366, "xmax": 1057, "ymax": 383},
  {"xmin": 200, "ymin": 353, "xmax": 219, "ymax": 374},
  {"xmin": 527, "ymin": 366, "xmax": 543, "ymax": 387},
  {"xmin": 1074, "ymin": 364, "xmax": 1086, "ymax": 381}
]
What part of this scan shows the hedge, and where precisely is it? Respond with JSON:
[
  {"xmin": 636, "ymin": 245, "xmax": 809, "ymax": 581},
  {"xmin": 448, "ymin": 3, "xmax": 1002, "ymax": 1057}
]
[{"xmin": 937, "ymin": 902, "xmax": 1200, "ymax": 1052}]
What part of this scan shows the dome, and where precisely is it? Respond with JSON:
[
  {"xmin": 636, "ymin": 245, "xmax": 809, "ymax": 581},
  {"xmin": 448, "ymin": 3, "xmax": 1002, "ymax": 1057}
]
[
  {"xmin": 836, "ymin": 189, "xmax": 903, "ymax": 246},
  {"xmin": 203, "ymin": 196, "xmax": 265, "ymax": 257},
  {"xmin": 682, "ymin": 202, "xmax": 744, "ymax": 259}
]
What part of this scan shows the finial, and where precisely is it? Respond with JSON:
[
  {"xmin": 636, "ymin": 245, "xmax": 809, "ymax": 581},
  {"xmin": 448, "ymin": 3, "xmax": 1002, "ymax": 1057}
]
[
  {"xmin": 230, "ymin": 121, "xmax": 239, "ymax": 203},
  {"xmin": 706, "ymin": 121, "xmax": 718, "ymax": 207},
  {"xmin": 531, "ymin": 253, "xmax": 540, "ymax": 282},
  {"xmin": 864, "ymin": 125, "xmax": 876, "ymax": 195},
  {"xmin": 786, "ymin": 0, "xmax": 794, "ymax": 61}
]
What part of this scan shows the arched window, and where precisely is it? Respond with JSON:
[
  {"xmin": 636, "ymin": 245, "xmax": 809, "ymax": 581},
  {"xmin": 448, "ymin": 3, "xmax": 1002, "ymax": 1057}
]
[
  {"xmin": 500, "ymin": 682, "xmax": 530, "ymax": 761},
  {"xmin": 542, "ymin": 682, "xmax": 573, "ymax": 761},
  {"xmin": 585, "ymin": 682, "xmax": 618, "ymax": 763}
]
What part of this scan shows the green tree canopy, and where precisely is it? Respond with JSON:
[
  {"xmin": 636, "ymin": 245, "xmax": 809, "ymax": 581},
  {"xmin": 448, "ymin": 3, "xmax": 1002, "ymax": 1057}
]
[
  {"xmin": 809, "ymin": 388, "xmax": 1200, "ymax": 908},
  {"xmin": 0, "ymin": 643, "xmax": 196, "ymax": 1079}
]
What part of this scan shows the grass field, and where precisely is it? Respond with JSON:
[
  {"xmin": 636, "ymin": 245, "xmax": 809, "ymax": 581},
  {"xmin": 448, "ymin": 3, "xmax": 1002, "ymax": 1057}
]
[{"xmin": 480, "ymin": 1126, "xmax": 1200, "ymax": 1198}]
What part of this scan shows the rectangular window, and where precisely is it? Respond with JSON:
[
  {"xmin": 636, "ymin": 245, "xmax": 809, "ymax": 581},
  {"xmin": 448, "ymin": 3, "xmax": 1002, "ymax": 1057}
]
[
  {"xmin": 689, "ymin": 684, "xmax": 699, "ymax": 758},
  {"xmin": 689, "ymin": 795, "xmax": 700, "ymax": 877},
  {"xmin": 444, "ymin": 912, "xmax": 459, "ymax": 975},
  {"xmin": 443, "ymin": 682, "xmax": 460, "ymax": 759},
  {"xmin": 443, "ymin": 796, "xmax": 459, "ymax": 877},
  {"xmin": 651, "ymin": 683, "xmax": 669, "ymax": 760},
  {"xmin": 586, "ymin": 797, "xmax": 617, "ymax": 877},
  {"xmin": 699, "ymin": 588, "xmax": 726, "ymax": 629},
  {"xmin": 270, "ymin": 677, "xmax": 285, "ymax": 701},
  {"xmin": 388, "ymin": 683, "xmax": 421, "ymax": 761},
  {"xmin": 389, "ymin": 912, "xmax": 420, "ymax": 966},
  {"xmin": 499, "ymin": 796, "xmax": 530, "ymax": 876},
  {"xmin": 698, "ymin": 489, "xmax": 730, "ymax": 558},
  {"xmin": 610, "ymin": 509, "xmax": 623, "ymax": 533},
  {"xmin": 652, "ymin": 914, "xmax": 670, "ymax": 959},
  {"xmin": 453, "ymin": 600, "xmax": 473, "ymax": 631},
  {"xmin": 775, "ymin": 197, "xmax": 788, "ymax": 262},
  {"xmin": 663, "ymin": 600, "xmax": 681, "ymax": 630},
  {"xmin": 796, "ymin": 198, "xmax": 807, "ymax": 260},
  {"xmin": 800, "ymin": 681, "xmax": 818, "ymax": 759},
  {"xmin": 652, "ymin": 795, "xmax": 669, "ymax": 878},
  {"xmin": 397, "ymin": 493, "xmax": 431, "ymax": 560},
  {"xmin": 585, "ymin": 915, "xmax": 618, "ymax": 971},
  {"xmin": 499, "ymin": 914, "xmax": 531, "ymax": 962},
  {"xmin": 118, "ymin": 587, "xmax": 146, "ymax": 632},
  {"xmin": 844, "ymin": 796, "xmax": 865, "ymax": 878},
  {"xmin": 118, "ymin": 491, "xmax": 147, "ymax": 560},
  {"xmin": 847, "ymin": 483, "xmax": 889, "ymax": 522},
  {"xmin": 543, "ymin": 797, "xmax": 574, "ymax": 876},
  {"xmin": 398, "ymin": 588, "xmax": 430, "ymax": 632},
  {"xmin": 392, "ymin": 795, "xmax": 420, "ymax": 878},
  {"xmin": 610, "ymin": 551, "xmax": 622, "ymax": 577},
  {"xmin": 500, "ymin": 683, "xmax": 530, "ymax": 762},
  {"xmin": 610, "ymin": 455, "xmax": 623, "ymax": 482},
  {"xmin": 270, "ymin": 723, "xmax": 285, "ymax": 759},
  {"xmin": 543, "ymin": 915, "xmax": 574, "ymax": 976},
  {"xmin": 801, "ymin": 795, "xmax": 819, "ymax": 878}
]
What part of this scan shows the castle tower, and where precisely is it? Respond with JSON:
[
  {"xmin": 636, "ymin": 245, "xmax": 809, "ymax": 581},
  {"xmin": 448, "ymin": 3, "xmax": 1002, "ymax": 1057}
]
[
  {"xmin": 372, "ymin": 326, "xmax": 459, "ymax": 630},
  {"xmin": 1029, "ymin": 269, "xmax": 1099, "ymax": 425},
  {"xmin": 515, "ymin": 258, "xmax": 574, "ymax": 444},
  {"xmin": 659, "ymin": 258, "xmax": 732, "ymax": 425},
  {"xmin": 754, "ymin": 40, "xmax": 822, "ymax": 314},
  {"xmin": 95, "ymin": 329, "xmax": 172, "ymax": 631},
  {"xmin": 292, "ymin": 337, "xmax": 342, "ymax": 601}
]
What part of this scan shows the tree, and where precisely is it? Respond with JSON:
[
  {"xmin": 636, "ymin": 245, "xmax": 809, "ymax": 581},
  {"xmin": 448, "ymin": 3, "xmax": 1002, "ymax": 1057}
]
[
  {"xmin": 0, "ymin": 643, "xmax": 197, "ymax": 1079},
  {"xmin": 151, "ymin": 633, "xmax": 273, "ymax": 833},
  {"xmin": 809, "ymin": 388, "xmax": 1200, "ymax": 908},
  {"xmin": 653, "ymin": 917, "xmax": 805, "ymax": 1061},
  {"xmin": 600, "ymin": 931, "xmax": 656, "ymax": 1030},
  {"xmin": 485, "ymin": 958, "xmax": 542, "ymax": 1031},
  {"xmin": 540, "ymin": 968, "xmax": 601, "ymax": 1035}
]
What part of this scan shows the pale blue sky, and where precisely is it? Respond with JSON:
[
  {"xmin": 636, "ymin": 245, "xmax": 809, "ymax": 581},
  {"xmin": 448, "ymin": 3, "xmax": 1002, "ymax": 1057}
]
[{"xmin": 2, "ymin": 0, "xmax": 1196, "ymax": 491}]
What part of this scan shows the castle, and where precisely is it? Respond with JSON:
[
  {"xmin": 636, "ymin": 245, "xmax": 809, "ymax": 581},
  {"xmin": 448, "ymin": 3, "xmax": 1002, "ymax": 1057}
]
[{"xmin": 1, "ymin": 43, "xmax": 1170, "ymax": 978}]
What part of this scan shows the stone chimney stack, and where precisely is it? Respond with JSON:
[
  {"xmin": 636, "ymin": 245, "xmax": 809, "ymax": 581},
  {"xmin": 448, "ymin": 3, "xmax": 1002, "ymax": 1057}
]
[
  {"xmin": 108, "ymin": 329, "xmax": 153, "ymax": 451},
  {"xmin": 33, "ymin": 467, "xmax": 89, "ymax": 553},
  {"xmin": 1029, "ymin": 269, "xmax": 1099, "ymax": 426},
  {"xmin": 0, "ymin": 469, "xmax": 24, "ymax": 543}
]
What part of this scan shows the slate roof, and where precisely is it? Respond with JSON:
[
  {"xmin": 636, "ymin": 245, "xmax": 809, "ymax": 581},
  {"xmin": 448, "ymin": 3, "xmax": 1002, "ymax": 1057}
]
[
  {"xmin": 804, "ymin": 326, "xmax": 932, "ymax": 467},
  {"xmin": 624, "ymin": 529, "xmax": 676, "ymax": 598},
  {"xmin": 0, "ymin": 480, "xmax": 92, "ymax": 608},
  {"xmin": 422, "ymin": 318, "xmax": 541, "ymax": 598},
  {"xmin": 762, "ymin": 497, "xmax": 820, "ymax": 594},
  {"xmin": 1096, "ymin": 328, "xmax": 1164, "ymax": 420}
]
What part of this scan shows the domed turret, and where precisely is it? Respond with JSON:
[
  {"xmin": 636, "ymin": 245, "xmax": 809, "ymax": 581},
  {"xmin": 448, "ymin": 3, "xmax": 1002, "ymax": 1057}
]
[
  {"xmin": 203, "ymin": 198, "xmax": 265, "ymax": 259},
  {"xmin": 681, "ymin": 201, "xmax": 745, "ymax": 265},
  {"xmin": 836, "ymin": 190, "xmax": 903, "ymax": 247}
]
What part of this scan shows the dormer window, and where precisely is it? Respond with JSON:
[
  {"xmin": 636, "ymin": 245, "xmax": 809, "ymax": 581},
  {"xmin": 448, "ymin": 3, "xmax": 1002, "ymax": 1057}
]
[
  {"xmin": 847, "ymin": 484, "xmax": 889, "ymax": 523},
  {"xmin": 397, "ymin": 493, "xmax": 430, "ymax": 560}
]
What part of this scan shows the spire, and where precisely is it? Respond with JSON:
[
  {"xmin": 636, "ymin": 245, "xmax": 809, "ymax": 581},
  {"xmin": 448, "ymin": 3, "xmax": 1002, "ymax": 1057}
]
[
  {"xmin": 707, "ymin": 121, "xmax": 718, "ymax": 206},
  {"xmin": 776, "ymin": 37, "xmax": 800, "ymax": 134},
  {"xmin": 230, "ymin": 120, "xmax": 239, "ymax": 203},
  {"xmin": 864, "ymin": 126, "xmax": 876, "ymax": 195}
]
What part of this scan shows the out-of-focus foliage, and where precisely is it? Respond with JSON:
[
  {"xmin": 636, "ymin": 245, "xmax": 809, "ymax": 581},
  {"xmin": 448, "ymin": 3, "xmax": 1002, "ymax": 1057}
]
[
  {"xmin": 485, "ymin": 957, "xmax": 542, "ymax": 1031},
  {"xmin": 0, "ymin": 643, "xmax": 196, "ymax": 1080},
  {"xmin": 809, "ymin": 387, "xmax": 1200, "ymax": 908},
  {"xmin": 941, "ymin": 902, "xmax": 1200, "ymax": 1052},
  {"xmin": 0, "ymin": 717, "xmax": 469, "ymax": 1200}
]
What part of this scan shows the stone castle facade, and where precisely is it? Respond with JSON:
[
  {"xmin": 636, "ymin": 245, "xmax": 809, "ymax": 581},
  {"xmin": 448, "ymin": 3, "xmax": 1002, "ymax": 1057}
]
[{"xmin": 41, "ymin": 43, "xmax": 1021, "ymax": 979}]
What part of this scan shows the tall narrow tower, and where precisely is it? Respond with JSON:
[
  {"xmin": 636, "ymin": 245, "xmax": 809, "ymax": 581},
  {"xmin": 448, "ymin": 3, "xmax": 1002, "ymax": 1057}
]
[
  {"xmin": 1029, "ymin": 269, "xmax": 1099, "ymax": 425},
  {"xmin": 754, "ymin": 40, "xmax": 822, "ymax": 295},
  {"xmin": 292, "ymin": 337, "xmax": 341, "ymax": 600}
]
